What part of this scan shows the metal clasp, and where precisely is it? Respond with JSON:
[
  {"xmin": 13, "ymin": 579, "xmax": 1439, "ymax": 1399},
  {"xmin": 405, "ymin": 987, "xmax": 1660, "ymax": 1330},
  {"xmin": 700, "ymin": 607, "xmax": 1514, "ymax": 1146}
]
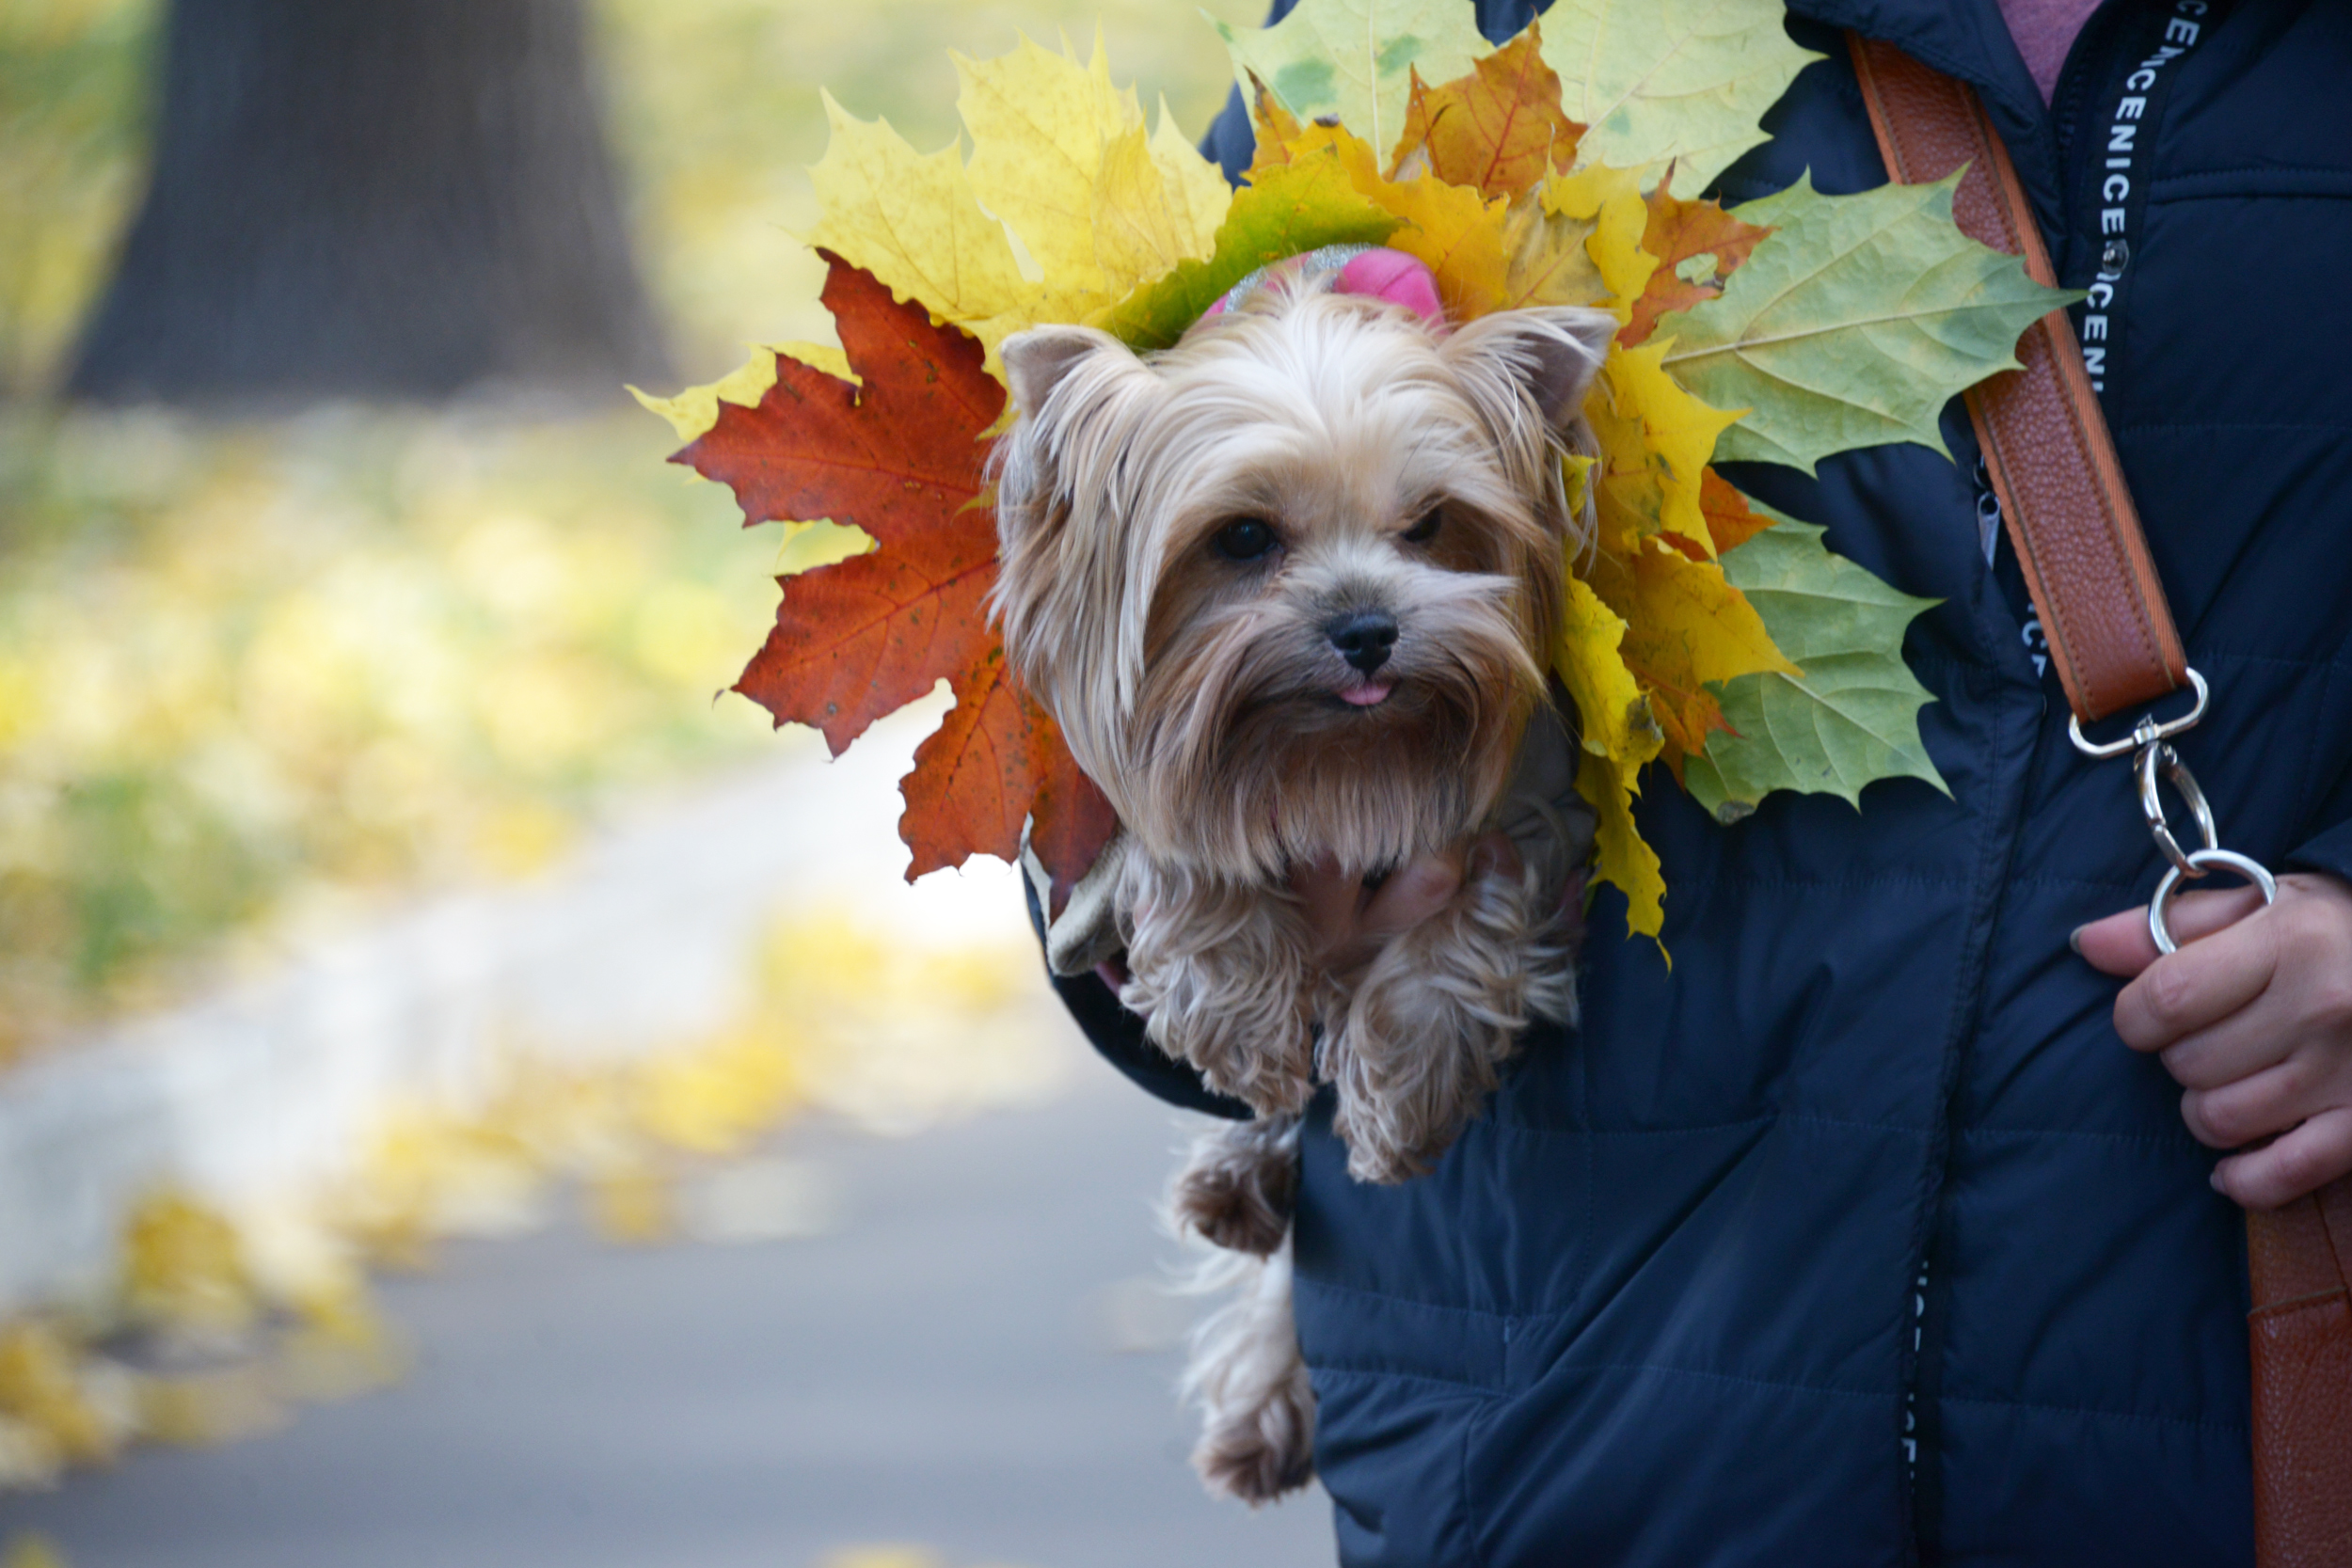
[
  {"xmin": 2069, "ymin": 668, "xmax": 2209, "ymax": 760},
  {"xmin": 2070, "ymin": 668, "xmax": 2280, "ymax": 954}
]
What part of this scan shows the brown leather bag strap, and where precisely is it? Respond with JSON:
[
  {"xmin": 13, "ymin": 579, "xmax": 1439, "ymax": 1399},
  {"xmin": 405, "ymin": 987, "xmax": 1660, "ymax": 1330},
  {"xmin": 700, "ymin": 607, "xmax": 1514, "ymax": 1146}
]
[
  {"xmin": 1847, "ymin": 34, "xmax": 2188, "ymax": 724},
  {"xmin": 1849, "ymin": 34, "xmax": 2352, "ymax": 1568}
]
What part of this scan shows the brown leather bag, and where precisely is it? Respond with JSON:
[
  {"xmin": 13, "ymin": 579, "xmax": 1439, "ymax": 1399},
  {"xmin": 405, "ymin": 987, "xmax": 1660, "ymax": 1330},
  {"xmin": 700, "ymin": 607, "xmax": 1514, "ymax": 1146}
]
[{"xmin": 1846, "ymin": 33, "xmax": 2352, "ymax": 1566}]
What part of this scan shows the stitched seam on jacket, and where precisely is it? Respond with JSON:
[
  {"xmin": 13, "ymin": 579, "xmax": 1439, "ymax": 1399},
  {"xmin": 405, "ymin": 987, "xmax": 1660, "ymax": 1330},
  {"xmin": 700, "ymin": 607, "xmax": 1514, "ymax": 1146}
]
[
  {"xmin": 1957, "ymin": 1123, "xmax": 2206, "ymax": 1151},
  {"xmin": 1553, "ymin": 1359, "xmax": 1885, "ymax": 1402},
  {"xmin": 1296, "ymin": 1274, "xmax": 1522, "ymax": 1328},
  {"xmin": 1936, "ymin": 1391, "xmax": 2247, "ymax": 1437},
  {"xmin": 1308, "ymin": 1362, "xmax": 1505, "ymax": 1396},
  {"xmin": 1311, "ymin": 1356, "xmax": 1891, "ymax": 1404}
]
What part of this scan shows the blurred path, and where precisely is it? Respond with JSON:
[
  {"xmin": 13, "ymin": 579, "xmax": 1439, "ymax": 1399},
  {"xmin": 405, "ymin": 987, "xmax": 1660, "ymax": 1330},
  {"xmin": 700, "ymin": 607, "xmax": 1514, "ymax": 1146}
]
[{"xmin": 0, "ymin": 1055, "xmax": 1333, "ymax": 1568}]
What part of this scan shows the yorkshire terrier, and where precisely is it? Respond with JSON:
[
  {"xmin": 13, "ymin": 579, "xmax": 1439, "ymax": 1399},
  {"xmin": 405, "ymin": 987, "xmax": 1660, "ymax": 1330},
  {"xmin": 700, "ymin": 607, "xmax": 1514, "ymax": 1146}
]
[{"xmin": 995, "ymin": 250, "xmax": 1608, "ymax": 1502}]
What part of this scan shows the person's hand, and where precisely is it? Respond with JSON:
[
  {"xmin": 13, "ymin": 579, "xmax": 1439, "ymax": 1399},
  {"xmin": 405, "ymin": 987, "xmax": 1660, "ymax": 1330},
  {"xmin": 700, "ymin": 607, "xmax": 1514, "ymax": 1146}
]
[
  {"xmin": 2075, "ymin": 872, "xmax": 2352, "ymax": 1210},
  {"xmin": 1096, "ymin": 833, "xmax": 1515, "ymax": 1006},
  {"xmin": 1289, "ymin": 832, "xmax": 1514, "ymax": 975}
]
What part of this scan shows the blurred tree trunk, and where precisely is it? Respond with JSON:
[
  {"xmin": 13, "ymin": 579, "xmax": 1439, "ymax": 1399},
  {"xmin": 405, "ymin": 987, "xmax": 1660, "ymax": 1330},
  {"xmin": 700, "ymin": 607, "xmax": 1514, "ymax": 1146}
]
[{"xmin": 66, "ymin": 0, "xmax": 669, "ymax": 406}]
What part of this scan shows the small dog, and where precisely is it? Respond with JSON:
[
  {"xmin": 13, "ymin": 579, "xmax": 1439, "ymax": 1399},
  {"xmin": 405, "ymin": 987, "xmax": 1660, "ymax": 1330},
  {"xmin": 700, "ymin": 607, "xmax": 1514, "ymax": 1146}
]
[{"xmin": 995, "ymin": 254, "xmax": 1608, "ymax": 1501}]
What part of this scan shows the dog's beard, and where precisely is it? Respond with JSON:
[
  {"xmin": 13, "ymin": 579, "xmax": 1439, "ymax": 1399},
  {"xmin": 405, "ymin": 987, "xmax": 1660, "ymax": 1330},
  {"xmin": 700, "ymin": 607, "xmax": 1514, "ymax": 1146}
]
[{"xmin": 1116, "ymin": 564, "xmax": 1542, "ymax": 880}]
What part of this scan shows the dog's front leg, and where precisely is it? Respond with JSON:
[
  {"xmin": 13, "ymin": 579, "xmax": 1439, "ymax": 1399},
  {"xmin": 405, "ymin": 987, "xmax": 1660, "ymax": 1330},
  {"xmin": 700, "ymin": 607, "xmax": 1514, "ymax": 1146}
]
[
  {"xmin": 1119, "ymin": 858, "xmax": 1318, "ymax": 1117},
  {"xmin": 1324, "ymin": 860, "xmax": 1568, "ymax": 1183}
]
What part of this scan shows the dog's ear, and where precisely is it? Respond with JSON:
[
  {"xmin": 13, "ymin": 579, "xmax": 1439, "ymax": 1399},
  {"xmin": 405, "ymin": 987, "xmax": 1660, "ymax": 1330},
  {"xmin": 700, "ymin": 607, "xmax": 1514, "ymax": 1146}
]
[
  {"xmin": 1002, "ymin": 325, "xmax": 1133, "ymax": 420},
  {"xmin": 1444, "ymin": 306, "xmax": 1616, "ymax": 425}
]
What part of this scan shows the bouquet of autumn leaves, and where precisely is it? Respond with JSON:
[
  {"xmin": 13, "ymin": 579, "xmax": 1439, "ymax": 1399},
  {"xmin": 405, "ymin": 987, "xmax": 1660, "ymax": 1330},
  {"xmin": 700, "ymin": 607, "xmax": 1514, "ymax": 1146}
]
[{"xmin": 640, "ymin": 0, "xmax": 2069, "ymax": 942}]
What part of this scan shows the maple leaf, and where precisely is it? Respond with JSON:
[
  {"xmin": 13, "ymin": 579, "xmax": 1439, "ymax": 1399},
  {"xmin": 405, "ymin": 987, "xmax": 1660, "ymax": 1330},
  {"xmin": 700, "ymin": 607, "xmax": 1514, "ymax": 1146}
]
[
  {"xmin": 1681, "ymin": 505, "xmax": 1947, "ymax": 821},
  {"xmin": 1262, "ymin": 118, "xmax": 1512, "ymax": 319},
  {"xmin": 1391, "ymin": 24, "xmax": 1583, "ymax": 199},
  {"xmin": 1660, "ymin": 174, "xmax": 2076, "ymax": 473},
  {"xmin": 958, "ymin": 35, "xmax": 1144, "ymax": 290},
  {"xmin": 1585, "ymin": 340, "xmax": 1742, "ymax": 559},
  {"xmin": 1543, "ymin": 0, "xmax": 1822, "ymax": 198},
  {"xmin": 1698, "ymin": 469, "xmax": 1772, "ymax": 554},
  {"xmin": 1496, "ymin": 196, "xmax": 1606, "ymax": 312},
  {"xmin": 628, "ymin": 341, "xmax": 854, "ymax": 446},
  {"xmin": 1589, "ymin": 533, "xmax": 1797, "ymax": 763},
  {"xmin": 678, "ymin": 253, "xmax": 1113, "ymax": 892},
  {"xmin": 955, "ymin": 35, "xmax": 1230, "ymax": 310},
  {"xmin": 1621, "ymin": 182, "xmax": 1773, "ymax": 348},
  {"xmin": 1554, "ymin": 575, "xmax": 1666, "ymax": 940},
  {"xmin": 805, "ymin": 90, "xmax": 1033, "ymax": 338},
  {"xmin": 1217, "ymin": 0, "xmax": 1488, "ymax": 163},
  {"xmin": 1092, "ymin": 148, "xmax": 1402, "ymax": 351},
  {"xmin": 1538, "ymin": 164, "xmax": 1656, "ymax": 321}
]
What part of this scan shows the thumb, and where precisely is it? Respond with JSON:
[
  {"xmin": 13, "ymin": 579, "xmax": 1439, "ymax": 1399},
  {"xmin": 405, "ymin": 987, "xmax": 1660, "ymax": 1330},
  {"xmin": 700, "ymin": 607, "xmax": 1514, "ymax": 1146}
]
[{"xmin": 2072, "ymin": 881, "xmax": 2269, "ymax": 977}]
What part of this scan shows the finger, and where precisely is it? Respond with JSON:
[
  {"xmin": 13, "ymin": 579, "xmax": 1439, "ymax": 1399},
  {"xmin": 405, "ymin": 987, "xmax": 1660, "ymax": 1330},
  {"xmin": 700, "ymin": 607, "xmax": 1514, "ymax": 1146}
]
[
  {"xmin": 1465, "ymin": 832, "xmax": 1522, "ymax": 883},
  {"xmin": 2178, "ymin": 1054, "xmax": 2317, "ymax": 1149},
  {"xmin": 2073, "ymin": 904, "xmax": 2160, "ymax": 978},
  {"xmin": 2074, "ymin": 883, "xmax": 2268, "ymax": 977},
  {"xmin": 1360, "ymin": 847, "xmax": 1464, "ymax": 941},
  {"xmin": 2111, "ymin": 908, "xmax": 2280, "ymax": 1052},
  {"xmin": 2156, "ymin": 1007, "xmax": 2297, "ymax": 1091},
  {"xmin": 2212, "ymin": 1106, "xmax": 2352, "ymax": 1211}
]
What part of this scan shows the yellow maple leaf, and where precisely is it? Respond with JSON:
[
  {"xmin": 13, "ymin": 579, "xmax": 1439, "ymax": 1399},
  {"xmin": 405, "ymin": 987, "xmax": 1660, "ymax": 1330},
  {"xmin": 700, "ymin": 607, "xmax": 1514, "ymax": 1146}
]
[
  {"xmin": 806, "ymin": 92, "xmax": 1030, "ymax": 326},
  {"xmin": 1263, "ymin": 119, "xmax": 1512, "ymax": 319},
  {"xmin": 957, "ymin": 34, "xmax": 1140, "ymax": 292},
  {"xmin": 1092, "ymin": 126, "xmax": 1213, "ymax": 295},
  {"xmin": 1150, "ymin": 98, "xmax": 1237, "ymax": 257},
  {"xmin": 1579, "ymin": 747, "xmax": 1667, "ymax": 944},
  {"xmin": 1555, "ymin": 576, "xmax": 1667, "ymax": 943},
  {"xmin": 1588, "ymin": 341, "xmax": 1744, "ymax": 556},
  {"xmin": 1540, "ymin": 164, "xmax": 1656, "ymax": 321},
  {"xmin": 628, "ymin": 341, "xmax": 853, "ymax": 445},
  {"xmin": 1589, "ymin": 533, "xmax": 1798, "ymax": 762},
  {"xmin": 1497, "ymin": 193, "xmax": 1606, "ymax": 310}
]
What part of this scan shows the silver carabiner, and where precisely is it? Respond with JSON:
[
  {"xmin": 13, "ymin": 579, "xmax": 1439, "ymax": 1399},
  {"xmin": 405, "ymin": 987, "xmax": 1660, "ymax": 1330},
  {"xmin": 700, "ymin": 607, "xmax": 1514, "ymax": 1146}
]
[
  {"xmin": 2149, "ymin": 848, "xmax": 2278, "ymax": 956},
  {"xmin": 2137, "ymin": 741, "xmax": 2219, "ymax": 879}
]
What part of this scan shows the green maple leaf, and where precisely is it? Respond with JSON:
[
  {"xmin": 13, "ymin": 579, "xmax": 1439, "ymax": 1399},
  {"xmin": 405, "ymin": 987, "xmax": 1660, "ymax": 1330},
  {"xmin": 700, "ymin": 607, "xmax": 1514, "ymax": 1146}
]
[
  {"xmin": 1682, "ymin": 504, "xmax": 1948, "ymax": 821},
  {"xmin": 1542, "ymin": 0, "xmax": 1821, "ymax": 198},
  {"xmin": 1656, "ymin": 173, "xmax": 2076, "ymax": 472},
  {"xmin": 1090, "ymin": 150, "xmax": 1402, "ymax": 351},
  {"xmin": 1215, "ymin": 0, "xmax": 1488, "ymax": 162}
]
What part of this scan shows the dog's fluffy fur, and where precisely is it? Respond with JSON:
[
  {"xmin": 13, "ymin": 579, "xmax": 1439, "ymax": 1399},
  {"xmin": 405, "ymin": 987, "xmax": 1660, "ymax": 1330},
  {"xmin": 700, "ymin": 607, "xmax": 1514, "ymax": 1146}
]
[{"xmin": 994, "ymin": 277, "xmax": 1611, "ymax": 1502}]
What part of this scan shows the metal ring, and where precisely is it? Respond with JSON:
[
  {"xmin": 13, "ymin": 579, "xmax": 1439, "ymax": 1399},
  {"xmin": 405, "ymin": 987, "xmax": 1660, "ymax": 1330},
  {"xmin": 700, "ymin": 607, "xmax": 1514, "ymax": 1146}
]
[
  {"xmin": 2149, "ymin": 848, "xmax": 2278, "ymax": 956},
  {"xmin": 2137, "ymin": 742, "xmax": 2219, "ymax": 878},
  {"xmin": 2071, "ymin": 668, "xmax": 2209, "ymax": 760}
]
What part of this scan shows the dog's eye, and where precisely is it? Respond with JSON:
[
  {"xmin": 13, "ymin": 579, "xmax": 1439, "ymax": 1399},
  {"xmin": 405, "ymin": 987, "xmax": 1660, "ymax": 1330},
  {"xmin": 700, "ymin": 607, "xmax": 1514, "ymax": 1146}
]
[
  {"xmin": 1402, "ymin": 508, "xmax": 1443, "ymax": 544},
  {"xmin": 1213, "ymin": 517, "xmax": 1278, "ymax": 562}
]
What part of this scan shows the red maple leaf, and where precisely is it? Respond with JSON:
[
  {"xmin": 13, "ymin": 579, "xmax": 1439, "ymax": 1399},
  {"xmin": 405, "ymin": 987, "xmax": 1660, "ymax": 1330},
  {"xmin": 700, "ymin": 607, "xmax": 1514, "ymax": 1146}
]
[{"xmin": 679, "ymin": 253, "xmax": 1115, "ymax": 902}]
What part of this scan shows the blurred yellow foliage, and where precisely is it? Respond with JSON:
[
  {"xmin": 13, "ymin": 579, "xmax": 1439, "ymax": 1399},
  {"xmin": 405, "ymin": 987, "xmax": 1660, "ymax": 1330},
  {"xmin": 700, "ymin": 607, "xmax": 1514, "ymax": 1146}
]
[
  {"xmin": 121, "ymin": 1192, "xmax": 257, "ymax": 1338},
  {"xmin": 0, "ymin": 1323, "xmax": 118, "ymax": 1468}
]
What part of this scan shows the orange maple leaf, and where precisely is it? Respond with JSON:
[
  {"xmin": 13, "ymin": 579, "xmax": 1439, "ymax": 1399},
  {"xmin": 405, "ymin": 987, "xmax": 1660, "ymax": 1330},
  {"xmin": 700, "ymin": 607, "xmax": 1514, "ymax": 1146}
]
[
  {"xmin": 1391, "ymin": 24, "xmax": 1582, "ymax": 199},
  {"xmin": 681, "ymin": 253, "xmax": 1115, "ymax": 900},
  {"xmin": 1621, "ymin": 182, "xmax": 1774, "ymax": 348},
  {"xmin": 1664, "ymin": 471, "xmax": 1776, "ymax": 561}
]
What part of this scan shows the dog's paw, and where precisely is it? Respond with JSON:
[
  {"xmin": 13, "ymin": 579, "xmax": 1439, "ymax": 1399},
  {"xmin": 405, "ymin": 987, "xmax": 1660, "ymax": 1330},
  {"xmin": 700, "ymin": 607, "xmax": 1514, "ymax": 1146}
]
[
  {"xmin": 1193, "ymin": 1362, "xmax": 1316, "ymax": 1504},
  {"xmin": 1172, "ymin": 1116, "xmax": 1299, "ymax": 1256},
  {"xmin": 1324, "ymin": 860, "xmax": 1565, "ymax": 1182}
]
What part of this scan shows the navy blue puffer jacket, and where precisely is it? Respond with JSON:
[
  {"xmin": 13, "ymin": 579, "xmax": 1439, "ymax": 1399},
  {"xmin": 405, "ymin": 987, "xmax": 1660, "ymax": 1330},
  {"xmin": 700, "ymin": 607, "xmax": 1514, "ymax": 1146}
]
[{"xmin": 1050, "ymin": 1, "xmax": 2352, "ymax": 1560}]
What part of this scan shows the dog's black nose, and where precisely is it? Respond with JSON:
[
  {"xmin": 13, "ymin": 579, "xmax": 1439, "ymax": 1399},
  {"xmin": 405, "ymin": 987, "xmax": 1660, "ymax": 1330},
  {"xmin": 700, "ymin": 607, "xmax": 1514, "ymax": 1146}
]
[{"xmin": 1327, "ymin": 610, "xmax": 1399, "ymax": 673}]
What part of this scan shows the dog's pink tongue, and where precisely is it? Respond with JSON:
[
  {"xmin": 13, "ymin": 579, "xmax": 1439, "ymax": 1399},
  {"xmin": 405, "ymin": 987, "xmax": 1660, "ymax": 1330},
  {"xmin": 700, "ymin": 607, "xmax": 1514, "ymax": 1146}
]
[{"xmin": 1341, "ymin": 682, "xmax": 1394, "ymax": 707}]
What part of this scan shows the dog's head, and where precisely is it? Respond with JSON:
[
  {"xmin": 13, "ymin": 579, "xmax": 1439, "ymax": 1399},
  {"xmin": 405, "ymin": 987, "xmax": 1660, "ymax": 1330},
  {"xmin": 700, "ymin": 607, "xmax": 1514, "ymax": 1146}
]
[{"xmin": 992, "ymin": 282, "xmax": 1612, "ymax": 879}]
